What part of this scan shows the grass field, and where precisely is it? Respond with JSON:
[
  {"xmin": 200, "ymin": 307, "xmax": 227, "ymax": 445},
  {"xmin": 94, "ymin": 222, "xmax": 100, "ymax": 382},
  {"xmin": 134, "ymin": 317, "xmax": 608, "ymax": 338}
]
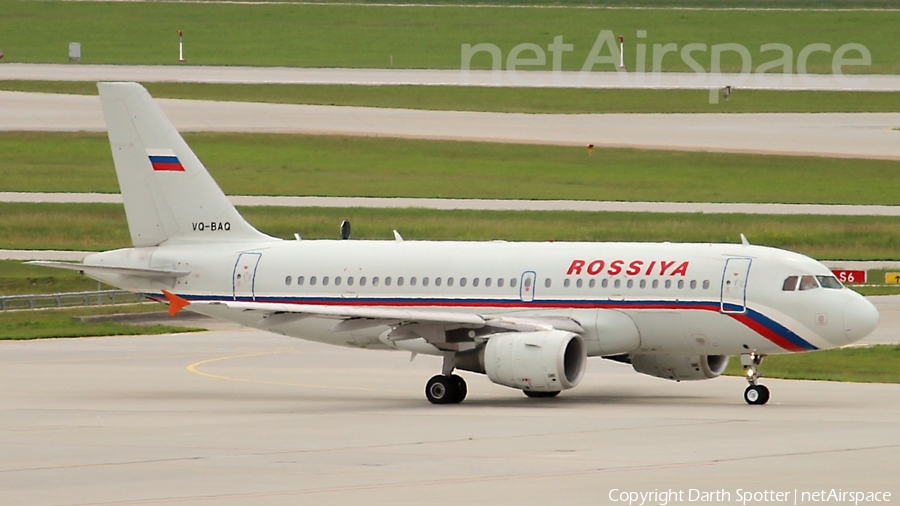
[
  {"xmin": 4, "ymin": 202, "xmax": 900, "ymax": 260},
  {"xmin": 0, "ymin": 260, "xmax": 105, "ymax": 296},
  {"xmin": 724, "ymin": 345, "xmax": 900, "ymax": 384},
  {"xmin": 0, "ymin": 304, "xmax": 199, "ymax": 340},
  {"xmin": 4, "ymin": 81, "xmax": 900, "ymax": 115},
  {"xmin": 2, "ymin": 3, "xmax": 898, "ymax": 73},
  {"xmin": 4, "ymin": 132, "xmax": 900, "ymax": 205}
]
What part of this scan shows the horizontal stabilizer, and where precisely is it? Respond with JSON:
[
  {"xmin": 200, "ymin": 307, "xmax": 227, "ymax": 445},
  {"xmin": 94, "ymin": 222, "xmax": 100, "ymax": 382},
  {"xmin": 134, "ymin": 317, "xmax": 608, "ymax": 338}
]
[{"xmin": 26, "ymin": 261, "xmax": 190, "ymax": 279}]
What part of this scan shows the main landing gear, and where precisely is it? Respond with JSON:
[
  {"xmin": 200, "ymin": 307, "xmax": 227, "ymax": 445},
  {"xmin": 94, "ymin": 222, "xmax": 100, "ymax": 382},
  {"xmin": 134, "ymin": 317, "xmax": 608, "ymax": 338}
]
[
  {"xmin": 425, "ymin": 352, "xmax": 468, "ymax": 404},
  {"xmin": 425, "ymin": 374, "xmax": 467, "ymax": 404},
  {"xmin": 741, "ymin": 352, "xmax": 770, "ymax": 405}
]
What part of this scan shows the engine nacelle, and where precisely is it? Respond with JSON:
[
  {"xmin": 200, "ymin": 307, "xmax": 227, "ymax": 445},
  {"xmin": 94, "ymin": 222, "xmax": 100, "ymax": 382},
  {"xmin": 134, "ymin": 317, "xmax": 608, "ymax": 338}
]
[
  {"xmin": 630, "ymin": 354, "xmax": 729, "ymax": 381},
  {"xmin": 463, "ymin": 331, "xmax": 586, "ymax": 392}
]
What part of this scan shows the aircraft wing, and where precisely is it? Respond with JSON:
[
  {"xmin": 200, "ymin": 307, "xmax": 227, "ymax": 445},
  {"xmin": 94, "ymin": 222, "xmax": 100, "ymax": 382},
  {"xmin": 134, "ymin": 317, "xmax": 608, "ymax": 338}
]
[{"xmin": 181, "ymin": 295, "xmax": 583, "ymax": 340}]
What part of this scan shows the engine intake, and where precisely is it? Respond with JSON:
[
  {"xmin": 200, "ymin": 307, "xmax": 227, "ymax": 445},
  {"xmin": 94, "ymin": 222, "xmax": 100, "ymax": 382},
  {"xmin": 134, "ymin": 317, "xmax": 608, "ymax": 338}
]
[
  {"xmin": 455, "ymin": 331, "xmax": 587, "ymax": 392},
  {"xmin": 630, "ymin": 354, "xmax": 729, "ymax": 381}
]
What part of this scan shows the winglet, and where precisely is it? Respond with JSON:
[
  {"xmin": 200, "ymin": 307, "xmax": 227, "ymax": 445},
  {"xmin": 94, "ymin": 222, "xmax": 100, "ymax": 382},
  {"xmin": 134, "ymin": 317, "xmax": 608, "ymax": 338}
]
[{"xmin": 161, "ymin": 290, "xmax": 190, "ymax": 317}]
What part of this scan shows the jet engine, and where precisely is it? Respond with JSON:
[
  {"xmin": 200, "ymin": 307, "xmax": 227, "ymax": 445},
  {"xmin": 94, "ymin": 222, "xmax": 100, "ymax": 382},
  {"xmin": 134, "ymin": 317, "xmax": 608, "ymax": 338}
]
[
  {"xmin": 630, "ymin": 354, "xmax": 729, "ymax": 381},
  {"xmin": 454, "ymin": 330, "xmax": 586, "ymax": 392}
]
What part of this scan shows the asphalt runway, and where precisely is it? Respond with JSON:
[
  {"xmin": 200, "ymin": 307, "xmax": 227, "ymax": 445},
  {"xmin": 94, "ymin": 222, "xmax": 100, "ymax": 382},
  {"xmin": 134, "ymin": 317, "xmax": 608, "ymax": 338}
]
[
  {"xmin": 1, "ymin": 329, "xmax": 898, "ymax": 506},
  {"xmin": 6, "ymin": 192, "xmax": 900, "ymax": 216},
  {"xmin": 3, "ymin": 91, "xmax": 899, "ymax": 159},
  {"xmin": 4, "ymin": 63, "xmax": 900, "ymax": 91}
]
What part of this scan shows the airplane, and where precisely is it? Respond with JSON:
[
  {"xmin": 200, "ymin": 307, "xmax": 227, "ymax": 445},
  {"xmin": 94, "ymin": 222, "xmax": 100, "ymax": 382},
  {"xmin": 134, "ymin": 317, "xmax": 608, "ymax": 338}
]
[{"xmin": 32, "ymin": 82, "xmax": 879, "ymax": 406}]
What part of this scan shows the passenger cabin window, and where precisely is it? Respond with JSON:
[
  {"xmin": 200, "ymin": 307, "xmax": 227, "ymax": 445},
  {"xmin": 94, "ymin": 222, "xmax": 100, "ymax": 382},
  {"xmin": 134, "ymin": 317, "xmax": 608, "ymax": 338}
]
[
  {"xmin": 372, "ymin": 277, "xmax": 380, "ymax": 286},
  {"xmin": 576, "ymin": 279, "xmax": 583, "ymax": 288},
  {"xmin": 497, "ymin": 278, "xmax": 504, "ymax": 288},
  {"xmin": 335, "ymin": 276, "xmax": 342, "ymax": 286},
  {"xmin": 322, "ymin": 276, "xmax": 330, "ymax": 286},
  {"xmin": 410, "ymin": 277, "xmax": 417, "ymax": 286},
  {"xmin": 385, "ymin": 277, "xmax": 392, "ymax": 286},
  {"xmin": 564, "ymin": 279, "xmax": 571, "ymax": 288},
  {"xmin": 702, "ymin": 280, "xmax": 710, "ymax": 290},
  {"xmin": 602, "ymin": 279, "xmax": 609, "ymax": 288},
  {"xmin": 485, "ymin": 278, "xmax": 492, "ymax": 287},
  {"xmin": 626, "ymin": 279, "xmax": 634, "ymax": 288},
  {"xmin": 347, "ymin": 277, "xmax": 354, "ymax": 286},
  {"xmin": 510, "ymin": 278, "xmax": 518, "ymax": 288},
  {"xmin": 447, "ymin": 277, "xmax": 454, "ymax": 287},
  {"xmin": 690, "ymin": 280, "xmax": 697, "ymax": 289},
  {"xmin": 817, "ymin": 275, "xmax": 843, "ymax": 289},
  {"xmin": 473, "ymin": 278, "xmax": 479, "ymax": 287},
  {"xmin": 665, "ymin": 280, "xmax": 672, "ymax": 289},
  {"xmin": 799, "ymin": 275, "xmax": 819, "ymax": 291},
  {"xmin": 298, "ymin": 276, "xmax": 305, "ymax": 286},
  {"xmin": 285, "ymin": 276, "xmax": 292, "ymax": 286},
  {"xmin": 652, "ymin": 279, "xmax": 659, "ymax": 289},
  {"xmin": 589, "ymin": 279, "xmax": 596, "ymax": 288},
  {"xmin": 545, "ymin": 278, "xmax": 552, "ymax": 288},
  {"xmin": 677, "ymin": 280, "xmax": 685, "ymax": 289},
  {"xmin": 423, "ymin": 277, "xmax": 429, "ymax": 286},
  {"xmin": 436, "ymin": 278, "xmax": 442, "ymax": 287},
  {"xmin": 310, "ymin": 276, "xmax": 317, "ymax": 286},
  {"xmin": 359, "ymin": 277, "xmax": 366, "ymax": 286},
  {"xmin": 782, "ymin": 276, "xmax": 799, "ymax": 291},
  {"xmin": 397, "ymin": 277, "xmax": 404, "ymax": 286},
  {"xmin": 460, "ymin": 278, "xmax": 467, "ymax": 287},
  {"xmin": 614, "ymin": 279, "xmax": 621, "ymax": 289}
]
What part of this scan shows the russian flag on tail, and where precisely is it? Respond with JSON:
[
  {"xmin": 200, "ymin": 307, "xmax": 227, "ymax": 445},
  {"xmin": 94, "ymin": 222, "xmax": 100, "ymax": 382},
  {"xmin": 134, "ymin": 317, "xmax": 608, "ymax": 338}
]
[{"xmin": 148, "ymin": 151, "xmax": 185, "ymax": 172}]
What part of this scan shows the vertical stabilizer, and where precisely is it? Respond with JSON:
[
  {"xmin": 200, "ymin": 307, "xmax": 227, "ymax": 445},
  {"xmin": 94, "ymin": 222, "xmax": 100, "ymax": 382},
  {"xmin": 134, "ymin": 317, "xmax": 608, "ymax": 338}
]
[{"xmin": 97, "ymin": 82, "xmax": 273, "ymax": 247}]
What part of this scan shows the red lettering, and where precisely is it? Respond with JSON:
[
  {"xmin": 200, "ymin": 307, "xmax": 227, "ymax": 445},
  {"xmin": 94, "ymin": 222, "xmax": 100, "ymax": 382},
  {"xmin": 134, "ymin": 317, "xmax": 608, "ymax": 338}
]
[
  {"xmin": 626, "ymin": 260, "xmax": 644, "ymax": 276},
  {"xmin": 645, "ymin": 261, "xmax": 657, "ymax": 275},
  {"xmin": 608, "ymin": 259, "xmax": 624, "ymax": 276},
  {"xmin": 567, "ymin": 259, "xmax": 585, "ymax": 275},
  {"xmin": 659, "ymin": 260, "xmax": 676, "ymax": 275},
  {"xmin": 671, "ymin": 261, "xmax": 689, "ymax": 276},
  {"xmin": 587, "ymin": 260, "xmax": 605, "ymax": 275}
]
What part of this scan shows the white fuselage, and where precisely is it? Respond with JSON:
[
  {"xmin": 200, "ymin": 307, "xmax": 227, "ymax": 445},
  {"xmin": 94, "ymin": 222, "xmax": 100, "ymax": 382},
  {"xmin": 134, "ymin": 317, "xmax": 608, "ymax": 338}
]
[{"xmin": 83, "ymin": 239, "xmax": 877, "ymax": 358}]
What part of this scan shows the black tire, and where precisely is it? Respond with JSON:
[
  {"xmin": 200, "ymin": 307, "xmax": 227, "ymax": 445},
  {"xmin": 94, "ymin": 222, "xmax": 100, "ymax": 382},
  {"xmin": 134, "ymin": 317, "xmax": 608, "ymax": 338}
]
[
  {"xmin": 450, "ymin": 374, "xmax": 467, "ymax": 404},
  {"xmin": 524, "ymin": 390, "xmax": 561, "ymax": 399},
  {"xmin": 744, "ymin": 385, "xmax": 770, "ymax": 405},
  {"xmin": 425, "ymin": 375, "xmax": 456, "ymax": 405}
]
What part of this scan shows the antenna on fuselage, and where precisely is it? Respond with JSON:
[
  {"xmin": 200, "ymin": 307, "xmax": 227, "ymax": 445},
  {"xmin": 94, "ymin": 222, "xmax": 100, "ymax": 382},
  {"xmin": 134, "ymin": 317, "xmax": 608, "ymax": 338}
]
[
  {"xmin": 740, "ymin": 233, "xmax": 750, "ymax": 246},
  {"xmin": 340, "ymin": 220, "xmax": 351, "ymax": 240}
]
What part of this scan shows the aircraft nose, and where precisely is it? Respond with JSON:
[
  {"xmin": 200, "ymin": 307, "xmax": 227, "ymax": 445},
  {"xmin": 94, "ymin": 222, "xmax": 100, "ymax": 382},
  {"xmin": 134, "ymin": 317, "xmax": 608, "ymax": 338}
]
[{"xmin": 843, "ymin": 296, "xmax": 879, "ymax": 343}]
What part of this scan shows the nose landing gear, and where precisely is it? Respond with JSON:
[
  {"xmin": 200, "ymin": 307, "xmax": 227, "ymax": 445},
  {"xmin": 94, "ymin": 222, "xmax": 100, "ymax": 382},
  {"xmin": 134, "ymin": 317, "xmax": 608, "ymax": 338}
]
[{"xmin": 741, "ymin": 352, "xmax": 770, "ymax": 405}]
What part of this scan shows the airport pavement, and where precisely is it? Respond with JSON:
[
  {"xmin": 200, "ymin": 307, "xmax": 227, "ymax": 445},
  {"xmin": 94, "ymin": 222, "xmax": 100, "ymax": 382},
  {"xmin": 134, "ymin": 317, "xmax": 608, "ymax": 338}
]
[
  {"xmin": 3, "ymin": 63, "xmax": 900, "ymax": 91},
  {"xmin": 0, "ymin": 329, "xmax": 898, "ymax": 506},
  {"xmin": 2, "ymin": 91, "xmax": 899, "ymax": 160},
  {"xmin": 6, "ymin": 192, "xmax": 900, "ymax": 216}
]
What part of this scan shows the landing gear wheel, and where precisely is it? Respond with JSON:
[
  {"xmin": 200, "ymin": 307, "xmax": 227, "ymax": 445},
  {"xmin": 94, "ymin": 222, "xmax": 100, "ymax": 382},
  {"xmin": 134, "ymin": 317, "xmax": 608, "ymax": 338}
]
[
  {"xmin": 524, "ymin": 390, "xmax": 561, "ymax": 399},
  {"xmin": 425, "ymin": 374, "xmax": 466, "ymax": 404},
  {"xmin": 450, "ymin": 374, "xmax": 467, "ymax": 404},
  {"xmin": 744, "ymin": 385, "xmax": 770, "ymax": 405}
]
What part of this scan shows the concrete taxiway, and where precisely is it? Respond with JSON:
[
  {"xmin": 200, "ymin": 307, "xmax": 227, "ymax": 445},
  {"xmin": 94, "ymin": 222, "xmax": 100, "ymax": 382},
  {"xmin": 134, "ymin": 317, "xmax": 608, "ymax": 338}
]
[
  {"xmin": 6, "ymin": 192, "xmax": 900, "ymax": 216},
  {"xmin": 1, "ymin": 329, "xmax": 898, "ymax": 506},
  {"xmin": 2, "ymin": 91, "xmax": 899, "ymax": 159},
  {"xmin": 3, "ymin": 64, "xmax": 900, "ymax": 91}
]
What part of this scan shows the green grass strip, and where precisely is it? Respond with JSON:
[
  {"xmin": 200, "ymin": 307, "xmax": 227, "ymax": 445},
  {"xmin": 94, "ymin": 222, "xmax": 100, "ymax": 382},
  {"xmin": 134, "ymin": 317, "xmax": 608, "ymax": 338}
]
[
  {"xmin": 4, "ymin": 203, "xmax": 900, "ymax": 260},
  {"xmin": 3, "ymin": 132, "xmax": 900, "ymax": 205},
  {"xmin": 4, "ymin": 81, "xmax": 900, "ymax": 114},
  {"xmin": 0, "ymin": 260, "xmax": 109, "ymax": 296},
  {"xmin": 0, "ymin": 304, "xmax": 201, "ymax": 340},
  {"xmin": 2, "ymin": 3, "xmax": 898, "ymax": 73},
  {"xmin": 724, "ymin": 345, "xmax": 900, "ymax": 384}
]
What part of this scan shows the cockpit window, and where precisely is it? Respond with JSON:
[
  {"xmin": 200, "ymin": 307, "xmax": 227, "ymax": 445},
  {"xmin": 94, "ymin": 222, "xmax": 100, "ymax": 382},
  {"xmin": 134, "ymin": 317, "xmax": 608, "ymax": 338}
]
[
  {"xmin": 798, "ymin": 275, "xmax": 819, "ymax": 291},
  {"xmin": 782, "ymin": 276, "xmax": 799, "ymax": 291},
  {"xmin": 816, "ymin": 275, "xmax": 843, "ymax": 289}
]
